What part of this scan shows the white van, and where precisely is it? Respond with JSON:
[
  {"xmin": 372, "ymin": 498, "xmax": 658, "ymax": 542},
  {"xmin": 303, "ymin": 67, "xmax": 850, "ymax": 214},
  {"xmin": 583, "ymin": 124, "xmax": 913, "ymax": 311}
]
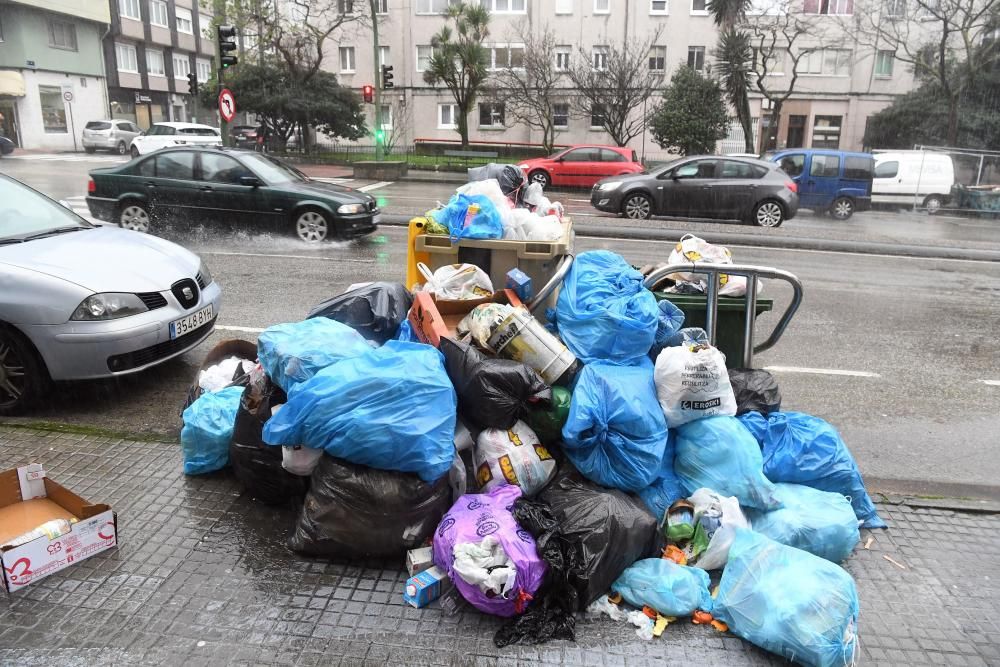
[{"xmin": 872, "ymin": 151, "xmax": 955, "ymax": 212}]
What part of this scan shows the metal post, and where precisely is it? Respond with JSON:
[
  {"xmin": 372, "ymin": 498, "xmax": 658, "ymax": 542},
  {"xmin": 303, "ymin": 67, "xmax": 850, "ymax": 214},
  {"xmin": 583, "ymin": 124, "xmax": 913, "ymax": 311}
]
[
  {"xmin": 740, "ymin": 272, "xmax": 758, "ymax": 368},
  {"xmin": 977, "ymin": 154, "xmax": 985, "ymax": 186},
  {"xmin": 705, "ymin": 270, "xmax": 719, "ymax": 346},
  {"xmin": 370, "ymin": 0, "xmax": 383, "ymax": 162},
  {"xmin": 67, "ymin": 102, "xmax": 77, "ymax": 152}
]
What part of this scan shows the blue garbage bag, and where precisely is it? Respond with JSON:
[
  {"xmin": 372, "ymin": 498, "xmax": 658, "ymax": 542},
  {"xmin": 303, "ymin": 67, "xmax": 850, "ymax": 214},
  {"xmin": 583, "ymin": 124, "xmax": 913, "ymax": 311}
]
[
  {"xmin": 263, "ymin": 341, "xmax": 456, "ymax": 483},
  {"xmin": 395, "ymin": 319, "xmax": 421, "ymax": 343},
  {"xmin": 654, "ymin": 299, "xmax": 685, "ymax": 345},
  {"xmin": 714, "ymin": 530, "xmax": 861, "ymax": 667},
  {"xmin": 431, "ymin": 193, "xmax": 504, "ymax": 241},
  {"xmin": 746, "ymin": 483, "xmax": 860, "ymax": 563},
  {"xmin": 675, "ymin": 416, "xmax": 782, "ymax": 511},
  {"xmin": 257, "ymin": 318, "xmax": 371, "ymax": 392},
  {"xmin": 612, "ymin": 558, "xmax": 713, "ymax": 617},
  {"xmin": 181, "ymin": 385, "xmax": 244, "ymax": 475},
  {"xmin": 738, "ymin": 411, "xmax": 886, "ymax": 529},
  {"xmin": 636, "ymin": 430, "xmax": 684, "ymax": 523},
  {"xmin": 561, "ymin": 363, "xmax": 667, "ymax": 492},
  {"xmin": 555, "ymin": 251, "xmax": 660, "ymax": 366}
]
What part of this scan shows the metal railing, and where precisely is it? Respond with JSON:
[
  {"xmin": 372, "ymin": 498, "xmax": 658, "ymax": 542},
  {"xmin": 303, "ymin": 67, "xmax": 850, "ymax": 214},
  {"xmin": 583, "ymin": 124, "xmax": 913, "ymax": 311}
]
[{"xmin": 526, "ymin": 255, "xmax": 574, "ymax": 314}]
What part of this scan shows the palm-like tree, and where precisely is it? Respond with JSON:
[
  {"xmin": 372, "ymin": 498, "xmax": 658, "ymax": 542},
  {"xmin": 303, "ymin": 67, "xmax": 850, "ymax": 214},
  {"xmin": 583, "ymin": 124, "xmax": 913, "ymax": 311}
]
[{"xmin": 708, "ymin": 0, "xmax": 756, "ymax": 152}]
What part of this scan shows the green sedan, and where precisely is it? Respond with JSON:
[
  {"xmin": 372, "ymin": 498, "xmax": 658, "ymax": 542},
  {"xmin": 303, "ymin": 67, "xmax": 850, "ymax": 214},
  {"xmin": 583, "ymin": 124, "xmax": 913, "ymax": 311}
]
[{"xmin": 86, "ymin": 146, "xmax": 379, "ymax": 242}]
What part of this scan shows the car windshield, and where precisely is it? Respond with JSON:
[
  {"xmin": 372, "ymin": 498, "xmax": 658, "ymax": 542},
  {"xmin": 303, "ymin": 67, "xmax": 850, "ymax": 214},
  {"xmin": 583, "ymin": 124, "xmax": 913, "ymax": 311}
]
[
  {"xmin": 240, "ymin": 153, "xmax": 307, "ymax": 184},
  {"xmin": 0, "ymin": 176, "xmax": 93, "ymax": 242}
]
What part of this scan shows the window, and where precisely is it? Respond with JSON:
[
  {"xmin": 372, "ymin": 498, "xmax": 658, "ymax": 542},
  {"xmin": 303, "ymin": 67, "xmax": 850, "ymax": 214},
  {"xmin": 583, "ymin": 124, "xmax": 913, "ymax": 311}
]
[
  {"xmin": 417, "ymin": 0, "xmax": 460, "ymax": 13},
  {"xmin": 691, "ymin": 0, "xmax": 707, "ymax": 12},
  {"xmin": 688, "ymin": 46, "xmax": 705, "ymax": 71},
  {"xmin": 48, "ymin": 20, "xmax": 77, "ymax": 50},
  {"xmin": 376, "ymin": 0, "xmax": 389, "ymax": 13},
  {"xmin": 116, "ymin": 43, "xmax": 138, "ymax": 73},
  {"xmin": 119, "ymin": 0, "xmax": 141, "ymax": 20},
  {"xmin": 337, "ymin": 0, "xmax": 355, "ymax": 12},
  {"xmin": 149, "ymin": 0, "xmax": 168, "ymax": 27},
  {"xmin": 199, "ymin": 14, "xmax": 212, "ymax": 35},
  {"xmin": 480, "ymin": 0, "xmax": 526, "ymax": 12},
  {"xmin": 796, "ymin": 49, "xmax": 850, "ymax": 75},
  {"xmin": 601, "ymin": 148, "xmax": 626, "ymax": 162},
  {"xmin": 720, "ymin": 160, "xmax": 764, "ymax": 178},
  {"xmin": 754, "ymin": 48, "xmax": 784, "ymax": 75},
  {"xmin": 817, "ymin": 0, "xmax": 852, "ymax": 13},
  {"xmin": 173, "ymin": 54, "xmax": 191, "ymax": 79},
  {"xmin": 379, "ymin": 45, "xmax": 390, "ymax": 67},
  {"xmin": 885, "ymin": 0, "xmax": 905, "ymax": 16},
  {"xmin": 811, "ymin": 115, "xmax": 842, "ymax": 148},
  {"xmin": 155, "ymin": 151, "xmax": 195, "ymax": 180},
  {"xmin": 86, "ymin": 121, "xmax": 112, "ymax": 130},
  {"xmin": 417, "ymin": 45, "xmax": 435, "ymax": 71},
  {"xmin": 778, "ymin": 154, "xmax": 805, "ymax": 177},
  {"xmin": 340, "ymin": 46, "xmax": 356, "ymax": 72},
  {"xmin": 39, "ymin": 86, "xmax": 67, "ymax": 133},
  {"xmin": 875, "ymin": 50, "xmax": 894, "ymax": 77},
  {"xmin": 594, "ymin": 0, "xmax": 610, "ymax": 13},
  {"xmin": 136, "ymin": 157, "xmax": 156, "ymax": 177},
  {"xmin": 490, "ymin": 44, "xmax": 525, "ymax": 69},
  {"xmin": 380, "ymin": 104, "xmax": 392, "ymax": 129},
  {"xmin": 201, "ymin": 153, "xmax": 253, "ymax": 184},
  {"xmin": 809, "ymin": 154, "xmax": 841, "ymax": 177},
  {"xmin": 554, "ymin": 103, "xmax": 569, "ymax": 128},
  {"xmin": 590, "ymin": 103, "xmax": 606, "ymax": 128},
  {"xmin": 592, "ymin": 45, "xmax": 609, "ymax": 70},
  {"xmin": 675, "ymin": 159, "xmax": 717, "ymax": 177},
  {"xmin": 0, "ymin": 15, "xmax": 4, "ymax": 41},
  {"xmin": 196, "ymin": 59, "xmax": 211, "ymax": 83},
  {"xmin": 179, "ymin": 127, "xmax": 219, "ymax": 136},
  {"xmin": 649, "ymin": 45, "xmax": 666, "ymax": 71},
  {"xmin": 651, "ymin": 0, "xmax": 669, "ymax": 13},
  {"xmin": 146, "ymin": 49, "xmax": 165, "ymax": 76},
  {"xmin": 844, "ymin": 156, "xmax": 873, "ymax": 180},
  {"xmin": 175, "ymin": 7, "xmax": 193, "ymax": 33},
  {"xmin": 479, "ymin": 102, "xmax": 504, "ymax": 127},
  {"xmin": 555, "ymin": 46, "xmax": 572, "ymax": 70},
  {"xmin": 556, "ymin": 0, "xmax": 573, "ymax": 13},
  {"xmin": 439, "ymin": 103, "xmax": 458, "ymax": 129},
  {"xmin": 563, "ymin": 148, "xmax": 597, "ymax": 161},
  {"xmin": 874, "ymin": 160, "xmax": 898, "ymax": 178}
]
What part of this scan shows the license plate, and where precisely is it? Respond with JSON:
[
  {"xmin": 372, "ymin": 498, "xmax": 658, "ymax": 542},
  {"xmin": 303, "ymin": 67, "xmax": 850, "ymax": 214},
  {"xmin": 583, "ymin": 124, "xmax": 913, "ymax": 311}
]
[
  {"xmin": 169, "ymin": 305, "xmax": 213, "ymax": 340},
  {"xmin": 372, "ymin": 213, "xmax": 382, "ymax": 225}
]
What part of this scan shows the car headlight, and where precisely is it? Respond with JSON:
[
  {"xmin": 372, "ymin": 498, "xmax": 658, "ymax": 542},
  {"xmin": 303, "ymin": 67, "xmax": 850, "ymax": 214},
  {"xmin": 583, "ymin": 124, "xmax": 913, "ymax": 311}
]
[
  {"xmin": 71, "ymin": 293, "xmax": 148, "ymax": 321},
  {"xmin": 198, "ymin": 260, "xmax": 213, "ymax": 286},
  {"xmin": 518, "ymin": 163, "xmax": 530, "ymax": 169},
  {"xmin": 598, "ymin": 181, "xmax": 623, "ymax": 191},
  {"xmin": 337, "ymin": 204, "xmax": 366, "ymax": 214}
]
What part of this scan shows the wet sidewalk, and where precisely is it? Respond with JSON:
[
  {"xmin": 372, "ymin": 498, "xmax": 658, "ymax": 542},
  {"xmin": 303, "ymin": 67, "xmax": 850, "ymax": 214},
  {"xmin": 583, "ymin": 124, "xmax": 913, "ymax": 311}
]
[{"xmin": 1, "ymin": 424, "xmax": 998, "ymax": 667}]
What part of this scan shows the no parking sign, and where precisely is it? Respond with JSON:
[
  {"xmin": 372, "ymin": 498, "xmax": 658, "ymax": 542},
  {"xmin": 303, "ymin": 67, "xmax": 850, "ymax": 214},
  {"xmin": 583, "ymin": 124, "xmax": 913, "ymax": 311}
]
[{"xmin": 218, "ymin": 88, "xmax": 236, "ymax": 122}]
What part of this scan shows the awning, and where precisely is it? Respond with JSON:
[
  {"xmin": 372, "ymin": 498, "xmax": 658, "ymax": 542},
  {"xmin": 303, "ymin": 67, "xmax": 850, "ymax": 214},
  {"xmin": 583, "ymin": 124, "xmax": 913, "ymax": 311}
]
[{"xmin": 0, "ymin": 71, "xmax": 26, "ymax": 97}]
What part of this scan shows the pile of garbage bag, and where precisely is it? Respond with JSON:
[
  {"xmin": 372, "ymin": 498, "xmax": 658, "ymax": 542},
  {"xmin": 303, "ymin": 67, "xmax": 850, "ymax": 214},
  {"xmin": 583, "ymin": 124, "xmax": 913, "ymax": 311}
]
[{"xmin": 177, "ymin": 245, "xmax": 885, "ymax": 663}]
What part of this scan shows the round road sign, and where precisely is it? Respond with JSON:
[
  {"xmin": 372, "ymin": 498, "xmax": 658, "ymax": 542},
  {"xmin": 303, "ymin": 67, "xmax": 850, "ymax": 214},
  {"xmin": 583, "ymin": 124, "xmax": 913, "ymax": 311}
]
[
  {"xmin": 218, "ymin": 88, "xmax": 236, "ymax": 123},
  {"xmin": 63, "ymin": 90, "xmax": 74, "ymax": 102}
]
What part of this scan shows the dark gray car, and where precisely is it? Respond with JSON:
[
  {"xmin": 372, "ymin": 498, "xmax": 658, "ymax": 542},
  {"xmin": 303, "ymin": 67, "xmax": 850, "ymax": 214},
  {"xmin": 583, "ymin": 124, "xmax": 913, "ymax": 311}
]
[{"xmin": 590, "ymin": 156, "xmax": 799, "ymax": 227}]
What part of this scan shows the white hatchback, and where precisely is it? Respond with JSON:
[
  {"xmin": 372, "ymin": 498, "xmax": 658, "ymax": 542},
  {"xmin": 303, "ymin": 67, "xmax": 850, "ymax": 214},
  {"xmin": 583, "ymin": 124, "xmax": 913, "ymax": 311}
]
[{"xmin": 129, "ymin": 122, "xmax": 222, "ymax": 157}]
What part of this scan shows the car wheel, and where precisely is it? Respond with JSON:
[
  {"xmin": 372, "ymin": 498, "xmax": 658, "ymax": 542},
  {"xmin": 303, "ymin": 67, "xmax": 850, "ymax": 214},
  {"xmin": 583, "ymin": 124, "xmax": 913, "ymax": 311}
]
[
  {"xmin": 130, "ymin": 145, "xmax": 140, "ymax": 158},
  {"xmin": 830, "ymin": 196, "xmax": 854, "ymax": 221},
  {"xmin": 84, "ymin": 147, "xmax": 96, "ymax": 154},
  {"xmin": 0, "ymin": 326, "xmax": 47, "ymax": 416},
  {"xmin": 117, "ymin": 141, "xmax": 128, "ymax": 155},
  {"xmin": 294, "ymin": 209, "xmax": 330, "ymax": 243},
  {"xmin": 528, "ymin": 170, "xmax": 550, "ymax": 189},
  {"xmin": 752, "ymin": 200, "xmax": 784, "ymax": 227},
  {"xmin": 622, "ymin": 193, "xmax": 652, "ymax": 220},
  {"xmin": 119, "ymin": 201, "xmax": 152, "ymax": 233},
  {"xmin": 923, "ymin": 195, "xmax": 943, "ymax": 214}
]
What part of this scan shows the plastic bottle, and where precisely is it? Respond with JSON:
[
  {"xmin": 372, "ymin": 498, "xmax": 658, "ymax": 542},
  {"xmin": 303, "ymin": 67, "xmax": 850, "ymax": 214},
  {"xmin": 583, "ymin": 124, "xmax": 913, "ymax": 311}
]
[{"xmin": 6, "ymin": 518, "xmax": 77, "ymax": 547}]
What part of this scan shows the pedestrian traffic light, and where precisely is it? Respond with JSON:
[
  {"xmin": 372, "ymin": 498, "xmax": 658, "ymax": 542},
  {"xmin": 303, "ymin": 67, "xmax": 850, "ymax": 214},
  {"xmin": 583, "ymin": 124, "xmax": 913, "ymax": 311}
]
[
  {"xmin": 186, "ymin": 72, "xmax": 198, "ymax": 96},
  {"xmin": 217, "ymin": 24, "xmax": 238, "ymax": 70},
  {"xmin": 381, "ymin": 65, "xmax": 394, "ymax": 90},
  {"xmin": 362, "ymin": 84, "xmax": 374, "ymax": 104},
  {"xmin": 374, "ymin": 128, "xmax": 385, "ymax": 144}
]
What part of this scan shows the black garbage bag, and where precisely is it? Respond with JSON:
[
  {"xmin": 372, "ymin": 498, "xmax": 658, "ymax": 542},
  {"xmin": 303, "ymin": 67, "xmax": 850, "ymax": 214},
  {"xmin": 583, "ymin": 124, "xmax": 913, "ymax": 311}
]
[
  {"xmin": 467, "ymin": 163, "xmax": 527, "ymax": 204},
  {"xmin": 728, "ymin": 368, "xmax": 782, "ymax": 416},
  {"xmin": 539, "ymin": 468, "xmax": 658, "ymax": 610},
  {"xmin": 288, "ymin": 454, "xmax": 452, "ymax": 559},
  {"xmin": 229, "ymin": 379, "xmax": 309, "ymax": 505},
  {"xmin": 306, "ymin": 282, "xmax": 413, "ymax": 344},
  {"xmin": 440, "ymin": 337, "xmax": 552, "ymax": 430},
  {"xmin": 494, "ymin": 497, "xmax": 580, "ymax": 647}
]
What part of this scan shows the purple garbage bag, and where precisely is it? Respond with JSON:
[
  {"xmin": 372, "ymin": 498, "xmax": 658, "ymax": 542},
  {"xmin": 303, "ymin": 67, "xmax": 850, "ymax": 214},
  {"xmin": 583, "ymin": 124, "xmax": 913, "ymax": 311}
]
[{"xmin": 432, "ymin": 484, "xmax": 548, "ymax": 617}]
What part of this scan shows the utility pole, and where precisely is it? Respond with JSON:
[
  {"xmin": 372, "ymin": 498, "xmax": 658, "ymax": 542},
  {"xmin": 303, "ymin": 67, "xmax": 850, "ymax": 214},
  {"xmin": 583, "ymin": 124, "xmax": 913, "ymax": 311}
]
[{"xmin": 369, "ymin": 0, "xmax": 383, "ymax": 161}]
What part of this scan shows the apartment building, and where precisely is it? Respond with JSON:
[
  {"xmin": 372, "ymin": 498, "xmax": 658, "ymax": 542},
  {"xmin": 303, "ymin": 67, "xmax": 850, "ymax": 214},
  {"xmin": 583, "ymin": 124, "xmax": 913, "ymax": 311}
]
[
  {"xmin": 0, "ymin": 0, "xmax": 111, "ymax": 150},
  {"xmin": 102, "ymin": 0, "xmax": 216, "ymax": 129},
  {"xmin": 311, "ymin": 0, "xmax": 919, "ymax": 153}
]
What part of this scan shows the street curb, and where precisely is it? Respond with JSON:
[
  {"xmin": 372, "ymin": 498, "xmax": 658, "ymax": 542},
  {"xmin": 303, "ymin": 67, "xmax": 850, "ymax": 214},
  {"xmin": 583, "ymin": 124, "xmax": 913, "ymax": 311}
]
[
  {"xmin": 376, "ymin": 214, "xmax": 1000, "ymax": 262},
  {"xmin": 397, "ymin": 172, "xmax": 469, "ymax": 184},
  {"xmin": 878, "ymin": 494, "xmax": 1000, "ymax": 514}
]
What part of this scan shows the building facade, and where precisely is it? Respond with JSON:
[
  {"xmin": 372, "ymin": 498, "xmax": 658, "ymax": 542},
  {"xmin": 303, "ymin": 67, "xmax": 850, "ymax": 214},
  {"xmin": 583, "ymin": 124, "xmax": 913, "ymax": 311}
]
[
  {"xmin": 0, "ymin": 0, "xmax": 111, "ymax": 150},
  {"xmin": 103, "ymin": 0, "xmax": 216, "ymax": 129}
]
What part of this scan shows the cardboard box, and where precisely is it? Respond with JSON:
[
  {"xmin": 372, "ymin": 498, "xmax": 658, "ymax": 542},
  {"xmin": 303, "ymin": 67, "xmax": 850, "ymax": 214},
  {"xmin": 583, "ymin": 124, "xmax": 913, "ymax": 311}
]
[
  {"xmin": 407, "ymin": 289, "xmax": 523, "ymax": 348},
  {"xmin": 402, "ymin": 565, "xmax": 450, "ymax": 608},
  {"xmin": 405, "ymin": 546, "xmax": 435, "ymax": 576},
  {"xmin": 1, "ymin": 464, "xmax": 117, "ymax": 594}
]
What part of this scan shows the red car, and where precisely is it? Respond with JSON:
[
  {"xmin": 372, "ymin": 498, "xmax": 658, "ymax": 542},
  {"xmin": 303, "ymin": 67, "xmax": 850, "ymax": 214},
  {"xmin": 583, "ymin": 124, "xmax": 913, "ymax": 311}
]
[{"xmin": 517, "ymin": 145, "xmax": 645, "ymax": 188}]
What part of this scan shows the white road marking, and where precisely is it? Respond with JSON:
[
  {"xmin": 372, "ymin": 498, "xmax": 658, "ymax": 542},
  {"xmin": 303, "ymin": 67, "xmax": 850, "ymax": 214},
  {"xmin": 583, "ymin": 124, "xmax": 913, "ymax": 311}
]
[
  {"xmin": 357, "ymin": 181, "xmax": 393, "ymax": 192},
  {"xmin": 764, "ymin": 365, "xmax": 881, "ymax": 378},
  {"xmin": 981, "ymin": 379, "xmax": 1000, "ymax": 386},
  {"xmin": 4, "ymin": 154, "xmax": 127, "ymax": 163},
  {"xmin": 215, "ymin": 325, "xmax": 265, "ymax": 333},
  {"xmin": 203, "ymin": 250, "xmax": 375, "ymax": 263}
]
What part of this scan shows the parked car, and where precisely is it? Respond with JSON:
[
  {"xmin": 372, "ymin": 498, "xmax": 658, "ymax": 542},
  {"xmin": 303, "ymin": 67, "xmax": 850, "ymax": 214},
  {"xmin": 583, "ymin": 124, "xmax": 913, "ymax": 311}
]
[
  {"xmin": 517, "ymin": 145, "xmax": 645, "ymax": 189},
  {"xmin": 230, "ymin": 125, "xmax": 257, "ymax": 148},
  {"xmin": 85, "ymin": 147, "xmax": 379, "ymax": 242},
  {"xmin": 871, "ymin": 150, "xmax": 955, "ymax": 212},
  {"xmin": 129, "ymin": 122, "xmax": 222, "ymax": 157},
  {"xmin": 768, "ymin": 149, "xmax": 874, "ymax": 220},
  {"xmin": 82, "ymin": 119, "xmax": 143, "ymax": 155},
  {"xmin": 590, "ymin": 155, "xmax": 798, "ymax": 227},
  {"xmin": 0, "ymin": 173, "xmax": 221, "ymax": 415}
]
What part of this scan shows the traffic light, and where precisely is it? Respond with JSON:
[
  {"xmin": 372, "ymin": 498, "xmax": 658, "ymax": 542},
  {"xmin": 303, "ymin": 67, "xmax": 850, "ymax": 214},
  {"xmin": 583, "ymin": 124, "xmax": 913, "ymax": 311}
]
[
  {"xmin": 374, "ymin": 128, "xmax": 385, "ymax": 144},
  {"xmin": 217, "ymin": 24, "xmax": 238, "ymax": 70},
  {"xmin": 186, "ymin": 72, "xmax": 198, "ymax": 96},
  {"xmin": 381, "ymin": 65, "xmax": 394, "ymax": 90},
  {"xmin": 362, "ymin": 84, "xmax": 374, "ymax": 104}
]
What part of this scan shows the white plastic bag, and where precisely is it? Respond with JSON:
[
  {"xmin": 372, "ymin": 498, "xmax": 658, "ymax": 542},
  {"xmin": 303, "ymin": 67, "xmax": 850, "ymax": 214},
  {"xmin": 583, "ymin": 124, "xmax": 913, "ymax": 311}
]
[
  {"xmin": 417, "ymin": 263, "xmax": 494, "ymax": 300},
  {"xmin": 457, "ymin": 179, "xmax": 513, "ymax": 218},
  {"xmin": 521, "ymin": 214, "xmax": 563, "ymax": 241},
  {"xmin": 473, "ymin": 420, "xmax": 556, "ymax": 496},
  {"xmin": 522, "ymin": 181, "xmax": 545, "ymax": 206},
  {"xmin": 667, "ymin": 234, "xmax": 761, "ymax": 297},
  {"xmin": 654, "ymin": 344, "xmax": 737, "ymax": 427},
  {"xmin": 452, "ymin": 536, "xmax": 517, "ymax": 596},
  {"xmin": 198, "ymin": 357, "xmax": 255, "ymax": 393},
  {"xmin": 688, "ymin": 488, "xmax": 750, "ymax": 571},
  {"xmin": 281, "ymin": 445, "xmax": 323, "ymax": 476}
]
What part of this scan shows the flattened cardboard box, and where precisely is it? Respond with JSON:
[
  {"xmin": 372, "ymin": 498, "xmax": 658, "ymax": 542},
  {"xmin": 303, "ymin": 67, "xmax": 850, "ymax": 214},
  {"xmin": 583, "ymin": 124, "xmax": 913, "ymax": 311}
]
[{"xmin": 0, "ymin": 464, "xmax": 118, "ymax": 593}]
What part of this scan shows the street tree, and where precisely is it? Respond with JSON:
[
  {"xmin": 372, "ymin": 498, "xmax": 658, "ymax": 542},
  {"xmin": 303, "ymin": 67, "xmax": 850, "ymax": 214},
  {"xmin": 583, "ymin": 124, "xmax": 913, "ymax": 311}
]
[
  {"xmin": 423, "ymin": 2, "xmax": 491, "ymax": 147},
  {"xmin": 567, "ymin": 28, "xmax": 666, "ymax": 147},
  {"xmin": 487, "ymin": 22, "xmax": 565, "ymax": 154},
  {"xmin": 381, "ymin": 97, "xmax": 414, "ymax": 156},
  {"xmin": 651, "ymin": 66, "xmax": 731, "ymax": 155},
  {"xmin": 708, "ymin": 0, "xmax": 756, "ymax": 152}
]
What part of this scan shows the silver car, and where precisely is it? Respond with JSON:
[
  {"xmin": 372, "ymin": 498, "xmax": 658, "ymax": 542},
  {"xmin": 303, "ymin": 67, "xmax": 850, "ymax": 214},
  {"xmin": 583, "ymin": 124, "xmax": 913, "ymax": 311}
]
[
  {"xmin": 0, "ymin": 174, "xmax": 222, "ymax": 415},
  {"xmin": 82, "ymin": 119, "xmax": 142, "ymax": 155}
]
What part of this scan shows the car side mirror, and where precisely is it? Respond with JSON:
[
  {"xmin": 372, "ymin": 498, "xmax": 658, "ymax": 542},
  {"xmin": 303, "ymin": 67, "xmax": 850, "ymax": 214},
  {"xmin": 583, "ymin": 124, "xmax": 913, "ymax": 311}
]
[{"xmin": 240, "ymin": 176, "xmax": 262, "ymax": 187}]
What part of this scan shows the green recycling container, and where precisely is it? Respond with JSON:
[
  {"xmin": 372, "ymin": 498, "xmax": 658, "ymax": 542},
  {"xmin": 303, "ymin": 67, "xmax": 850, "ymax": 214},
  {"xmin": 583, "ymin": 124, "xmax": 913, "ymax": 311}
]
[{"xmin": 654, "ymin": 292, "xmax": 773, "ymax": 369}]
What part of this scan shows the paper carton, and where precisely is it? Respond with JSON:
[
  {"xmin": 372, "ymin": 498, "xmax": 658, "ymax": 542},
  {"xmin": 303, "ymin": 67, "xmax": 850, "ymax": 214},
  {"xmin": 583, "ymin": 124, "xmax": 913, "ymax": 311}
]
[
  {"xmin": 405, "ymin": 546, "xmax": 434, "ymax": 576},
  {"xmin": 402, "ymin": 565, "xmax": 450, "ymax": 608}
]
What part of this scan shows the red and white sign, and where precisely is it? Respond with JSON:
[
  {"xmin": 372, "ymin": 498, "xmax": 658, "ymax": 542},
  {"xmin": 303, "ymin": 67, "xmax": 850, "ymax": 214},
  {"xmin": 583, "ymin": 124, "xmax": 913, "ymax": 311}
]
[{"xmin": 218, "ymin": 88, "xmax": 236, "ymax": 123}]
